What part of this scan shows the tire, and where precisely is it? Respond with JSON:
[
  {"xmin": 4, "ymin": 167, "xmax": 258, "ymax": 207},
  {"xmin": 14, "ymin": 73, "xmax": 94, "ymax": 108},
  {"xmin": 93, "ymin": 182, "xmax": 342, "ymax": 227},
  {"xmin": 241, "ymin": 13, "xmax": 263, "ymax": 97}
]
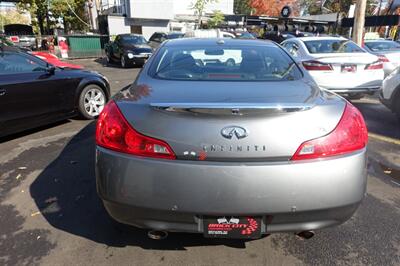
[
  {"xmin": 394, "ymin": 97, "xmax": 400, "ymax": 122},
  {"xmin": 105, "ymin": 50, "xmax": 114, "ymax": 64},
  {"xmin": 77, "ymin": 84, "xmax": 106, "ymax": 119},
  {"xmin": 226, "ymin": 58, "xmax": 235, "ymax": 67},
  {"xmin": 106, "ymin": 54, "xmax": 113, "ymax": 64},
  {"xmin": 121, "ymin": 55, "xmax": 129, "ymax": 68}
]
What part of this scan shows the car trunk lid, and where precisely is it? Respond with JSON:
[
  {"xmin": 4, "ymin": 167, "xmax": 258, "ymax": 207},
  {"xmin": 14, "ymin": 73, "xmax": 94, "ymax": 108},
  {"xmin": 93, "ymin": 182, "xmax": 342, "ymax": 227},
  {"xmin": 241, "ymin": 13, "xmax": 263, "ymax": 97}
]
[{"xmin": 115, "ymin": 79, "xmax": 345, "ymax": 161}]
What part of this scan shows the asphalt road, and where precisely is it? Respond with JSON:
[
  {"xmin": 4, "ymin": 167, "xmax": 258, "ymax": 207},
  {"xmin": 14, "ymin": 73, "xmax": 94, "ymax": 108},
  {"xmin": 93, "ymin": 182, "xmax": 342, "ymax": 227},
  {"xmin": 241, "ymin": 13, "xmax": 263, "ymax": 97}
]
[{"xmin": 0, "ymin": 58, "xmax": 399, "ymax": 266}]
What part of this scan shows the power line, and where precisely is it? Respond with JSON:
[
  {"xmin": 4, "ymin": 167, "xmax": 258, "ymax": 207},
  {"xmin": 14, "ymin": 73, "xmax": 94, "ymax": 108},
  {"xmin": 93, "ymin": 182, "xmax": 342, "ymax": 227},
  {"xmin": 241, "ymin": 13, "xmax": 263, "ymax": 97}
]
[{"xmin": 65, "ymin": 0, "xmax": 90, "ymax": 27}]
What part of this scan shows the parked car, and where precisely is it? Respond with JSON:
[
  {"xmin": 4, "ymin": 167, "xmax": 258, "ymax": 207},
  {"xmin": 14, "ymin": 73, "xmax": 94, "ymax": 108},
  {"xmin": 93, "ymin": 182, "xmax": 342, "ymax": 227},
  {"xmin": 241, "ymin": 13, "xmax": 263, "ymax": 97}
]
[
  {"xmin": 281, "ymin": 37, "xmax": 384, "ymax": 99},
  {"xmin": 0, "ymin": 48, "xmax": 110, "ymax": 138},
  {"xmin": 381, "ymin": 66, "xmax": 400, "ymax": 120},
  {"xmin": 105, "ymin": 34, "xmax": 152, "ymax": 68},
  {"xmin": 96, "ymin": 38, "xmax": 368, "ymax": 239},
  {"xmin": 363, "ymin": 40, "xmax": 400, "ymax": 76},
  {"xmin": 31, "ymin": 51, "xmax": 84, "ymax": 69},
  {"xmin": 230, "ymin": 31, "xmax": 256, "ymax": 39},
  {"xmin": 4, "ymin": 24, "xmax": 36, "ymax": 50},
  {"xmin": 148, "ymin": 32, "xmax": 184, "ymax": 49},
  {"xmin": 0, "ymin": 35, "xmax": 31, "ymax": 52},
  {"xmin": 184, "ymin": 29, "xmax": 235, "ymax": 39}
]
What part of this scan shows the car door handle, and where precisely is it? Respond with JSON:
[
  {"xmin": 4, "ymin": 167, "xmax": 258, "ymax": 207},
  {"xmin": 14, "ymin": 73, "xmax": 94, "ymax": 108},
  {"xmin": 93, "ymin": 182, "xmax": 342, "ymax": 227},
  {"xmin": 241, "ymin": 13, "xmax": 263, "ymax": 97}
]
[{"xmin": 0, "ymin": 89, "xmax": 6, "ymax": 96}]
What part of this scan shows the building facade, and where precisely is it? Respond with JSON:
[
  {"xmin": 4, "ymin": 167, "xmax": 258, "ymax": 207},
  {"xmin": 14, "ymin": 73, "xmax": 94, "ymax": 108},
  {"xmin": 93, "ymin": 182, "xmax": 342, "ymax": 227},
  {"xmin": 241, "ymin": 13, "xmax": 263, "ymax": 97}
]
[{"xmin": 98, "ymin": 0, "xmax": 234, "ymax": 38}]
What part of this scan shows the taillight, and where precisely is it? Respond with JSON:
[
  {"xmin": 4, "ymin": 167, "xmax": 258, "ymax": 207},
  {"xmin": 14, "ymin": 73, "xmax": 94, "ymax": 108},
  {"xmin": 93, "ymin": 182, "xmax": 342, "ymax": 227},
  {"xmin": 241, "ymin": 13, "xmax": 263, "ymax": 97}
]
[
  {"xmin": 291, "ymin": 103, "xmax": 368, "ymax": 161},
  {"xmin": 9, "ymin": 36, "xmax": 19, "ymax": 43},
  {"xmin": 365, "ymin": 60, "xmax": 383, "ymax": 70},
  {"xmin": 377, "ymin": 55, "xmax": 389, "ymax": 62},
  {"xmin": 96, "ymin": 101, "xmax": 176, "ymax": 160},
  {"xmin": 302, "ymin": 60, "xmax": 333, "ymax": 71}
]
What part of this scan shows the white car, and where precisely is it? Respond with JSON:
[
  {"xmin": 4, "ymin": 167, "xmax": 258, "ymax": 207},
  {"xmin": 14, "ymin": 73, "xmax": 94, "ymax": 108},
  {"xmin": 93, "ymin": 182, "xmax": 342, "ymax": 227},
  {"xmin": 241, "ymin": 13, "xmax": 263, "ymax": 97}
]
[
  {"xmin": 363, "ymin": 40, "xmax": 400, "ymax": 76},
  {"xmin": 281, "ymin": 37, "xmax": 384, "ymax": 98},
  {"xmin": 381, "ymin": 67, "xmax": 400, "ymax": 120}
]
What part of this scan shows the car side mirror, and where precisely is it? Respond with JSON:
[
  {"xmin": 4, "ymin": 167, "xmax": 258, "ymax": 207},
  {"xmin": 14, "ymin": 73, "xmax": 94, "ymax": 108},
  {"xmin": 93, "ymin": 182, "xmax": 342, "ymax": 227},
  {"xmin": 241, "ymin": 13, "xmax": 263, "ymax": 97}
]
[{"xmin": 46, "ymin": 65, "xmax": 56, "ymax": 75}]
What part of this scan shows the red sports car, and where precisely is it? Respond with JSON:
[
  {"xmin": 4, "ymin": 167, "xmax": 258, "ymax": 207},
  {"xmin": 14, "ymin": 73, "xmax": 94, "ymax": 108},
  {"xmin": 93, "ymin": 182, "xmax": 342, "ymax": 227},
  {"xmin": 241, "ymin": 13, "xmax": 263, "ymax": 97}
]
[{"xmin": 31, "ymin": 52, "xmax": 84, "ymax": 69}]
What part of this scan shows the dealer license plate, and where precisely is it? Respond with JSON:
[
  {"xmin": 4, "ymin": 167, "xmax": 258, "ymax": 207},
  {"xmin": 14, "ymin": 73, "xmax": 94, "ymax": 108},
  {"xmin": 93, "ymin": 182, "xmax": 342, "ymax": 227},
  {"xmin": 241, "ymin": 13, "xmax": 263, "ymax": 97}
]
[
  {"xmin": 203, "ymin": 216, "xmax": 262, "ymax": 239},
  {"xmin": 341, "ymin": 64, "xmax": 357, "ymax": 73}
]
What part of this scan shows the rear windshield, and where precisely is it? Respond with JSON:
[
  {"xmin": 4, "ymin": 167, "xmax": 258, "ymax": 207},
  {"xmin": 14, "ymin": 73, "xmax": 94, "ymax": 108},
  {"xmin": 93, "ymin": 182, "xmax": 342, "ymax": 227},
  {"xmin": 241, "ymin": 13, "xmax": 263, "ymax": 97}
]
[
  {"xmin": 364, "ymin": 41, "xmax": 400, "ymax": 51},
  {"xmin": 121, "ymin": 35, "xmax": 147, "ymax": 44},
  {"xmin": 149, "ymin": 45, "xmax": 302, "ymax": 81},
  {"xmin": 304, "ymin": 39, "xmax": 364, "ymax": 54}
]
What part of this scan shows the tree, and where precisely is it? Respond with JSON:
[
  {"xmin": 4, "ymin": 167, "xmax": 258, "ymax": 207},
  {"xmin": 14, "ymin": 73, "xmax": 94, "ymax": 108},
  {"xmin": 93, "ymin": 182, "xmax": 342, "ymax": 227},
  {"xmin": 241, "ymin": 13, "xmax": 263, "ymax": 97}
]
[
  {"xmin": 191, "ymin": 0, "xmax": 218, "ymax": 28},
  {"xmin": 299, "ymin": 0, "xmax": 323, "ymax": 15},
  {"xmin": 0, "ymin": 10, "xmax": 30, "ymax": 28},
  {"xmin": 17, "ymin": 0, "xmax": 89, "ymax": 34},
  {"xmin": 249, "ymin": 0, "xmax": 300, "ymax": 17},
  {"xmin": 234, "ymin": 0, "xmax": 252, "ymax": 14},
  {"xmin": 208, "ymin": 10, "xmax": 225, "ymax": 27},
  {"xmin": 50, "ymin": 0, "xmax": 89, "ymax": 33},
  {"xmin": 17, "ymin": 0, "xmax": 47, "ymax": 34}
]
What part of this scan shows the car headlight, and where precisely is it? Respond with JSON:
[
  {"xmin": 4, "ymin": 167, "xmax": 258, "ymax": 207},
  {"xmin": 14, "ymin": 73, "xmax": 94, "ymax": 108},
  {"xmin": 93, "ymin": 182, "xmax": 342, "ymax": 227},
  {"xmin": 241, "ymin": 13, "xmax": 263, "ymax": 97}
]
[{"xmin": 127, "ymin": 53, "xmax": 134, "ymax": 59}]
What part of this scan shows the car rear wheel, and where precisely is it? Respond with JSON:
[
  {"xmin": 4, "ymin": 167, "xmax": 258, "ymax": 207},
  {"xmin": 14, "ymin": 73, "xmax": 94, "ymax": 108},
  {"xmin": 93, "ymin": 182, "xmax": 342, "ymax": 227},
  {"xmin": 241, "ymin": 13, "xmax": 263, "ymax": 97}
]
[
  {"xmin": 78, "ymin": 85, "xmax": 106, "ymax": 119},
  {"xmin": 394, "ymin": 97, "xmax": 400, "ymax": 122},
  {"xmin": 106, "ymin": 51, "xmax": 114, "ymax": 64}
]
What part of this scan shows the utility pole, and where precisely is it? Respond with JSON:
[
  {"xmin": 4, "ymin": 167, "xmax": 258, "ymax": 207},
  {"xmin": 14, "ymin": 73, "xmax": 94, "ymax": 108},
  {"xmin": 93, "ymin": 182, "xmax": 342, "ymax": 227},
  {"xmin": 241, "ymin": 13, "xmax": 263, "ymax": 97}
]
[
  {"xmin": 352, "ymin": 0, "xmax": 367, "ymax": 45},
  {"xmin": 46, "ymin": 0, "xmax": 51, "ymax": 35}
]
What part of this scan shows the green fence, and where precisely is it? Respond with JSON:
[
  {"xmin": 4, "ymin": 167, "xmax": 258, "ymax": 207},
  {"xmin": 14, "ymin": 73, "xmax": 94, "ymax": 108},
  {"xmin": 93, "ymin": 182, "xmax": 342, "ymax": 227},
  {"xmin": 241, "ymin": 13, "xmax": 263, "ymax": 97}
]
[{"xmin": 66, "ymin": 35, "xmax": 109, "ymax": 58}]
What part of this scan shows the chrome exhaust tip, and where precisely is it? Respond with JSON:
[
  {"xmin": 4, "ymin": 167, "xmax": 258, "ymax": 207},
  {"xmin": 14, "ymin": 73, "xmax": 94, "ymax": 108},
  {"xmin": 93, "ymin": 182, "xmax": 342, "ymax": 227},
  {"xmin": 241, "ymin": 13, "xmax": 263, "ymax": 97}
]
[
  {"xmin": 296, "ymin": 230, "xmax": 315, "ymax": 240},
  {"xmin": 148, "ymin": 230, "xmax": 168, "ymax": 240}
]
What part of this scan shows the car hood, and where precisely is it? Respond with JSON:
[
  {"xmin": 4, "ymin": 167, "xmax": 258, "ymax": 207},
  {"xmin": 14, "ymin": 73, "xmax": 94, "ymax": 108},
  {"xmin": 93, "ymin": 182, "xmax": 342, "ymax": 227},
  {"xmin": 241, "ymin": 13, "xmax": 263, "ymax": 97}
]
[{"xmin": 122, "ymin": 43, "xmax": 152, "ymax": 50}]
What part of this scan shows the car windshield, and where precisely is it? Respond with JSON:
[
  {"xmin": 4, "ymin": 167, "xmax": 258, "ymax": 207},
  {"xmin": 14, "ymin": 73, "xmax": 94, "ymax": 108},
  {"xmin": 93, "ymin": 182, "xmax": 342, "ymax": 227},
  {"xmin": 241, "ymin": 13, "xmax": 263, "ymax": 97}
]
[
  {"xmin": 121, "ymin": 35, "xmax": 147, "ymax": 44},
  {"xmin": 149, "ymin": 45, "xmax": 302, "ymax": 81},
  {"xmin": 364, "ymin": 41, "xmax": 400, "ymax": 51},
  {"xmin": 167, "ymin": 33, "xmax": 184, "ymax": 39},
  {"xmin": 304, "ymin": 39, "xmax": 364, "ymax": 54}
]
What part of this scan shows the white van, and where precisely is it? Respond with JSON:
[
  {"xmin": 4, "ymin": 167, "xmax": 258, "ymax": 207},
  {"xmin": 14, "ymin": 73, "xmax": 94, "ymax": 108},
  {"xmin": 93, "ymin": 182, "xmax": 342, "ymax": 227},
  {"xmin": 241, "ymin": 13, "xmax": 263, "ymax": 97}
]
[{"xmin": 184, "ymin": 29, "xmax": 235, "ymax": 39}]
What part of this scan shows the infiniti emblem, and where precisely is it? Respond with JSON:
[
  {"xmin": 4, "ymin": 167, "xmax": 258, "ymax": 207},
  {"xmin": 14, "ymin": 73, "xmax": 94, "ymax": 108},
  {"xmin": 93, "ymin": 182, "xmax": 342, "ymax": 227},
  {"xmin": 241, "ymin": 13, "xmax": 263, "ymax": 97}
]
[{"xmin": 221, "ymin": 126, "xmax": 248, "ymax": 139}]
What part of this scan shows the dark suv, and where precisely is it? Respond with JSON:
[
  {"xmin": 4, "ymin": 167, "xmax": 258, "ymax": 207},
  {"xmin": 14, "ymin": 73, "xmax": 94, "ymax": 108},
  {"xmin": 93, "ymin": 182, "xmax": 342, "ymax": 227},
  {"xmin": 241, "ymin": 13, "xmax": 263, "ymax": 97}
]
[{"xmin": 148, "ymin": 32, "xmax": 184, "ymax": 49}]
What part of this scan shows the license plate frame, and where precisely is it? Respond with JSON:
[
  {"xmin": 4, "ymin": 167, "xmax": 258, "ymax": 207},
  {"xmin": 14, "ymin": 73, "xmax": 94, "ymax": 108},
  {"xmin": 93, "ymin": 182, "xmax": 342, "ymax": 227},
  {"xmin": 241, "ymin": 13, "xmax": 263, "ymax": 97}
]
[
  {"xmin": 341, "ymin": 64, "xmax": 357, "ymax": 73},
  {"xmin": 203, "ymin": 216, "xmax": 262, "ymax": 239}
]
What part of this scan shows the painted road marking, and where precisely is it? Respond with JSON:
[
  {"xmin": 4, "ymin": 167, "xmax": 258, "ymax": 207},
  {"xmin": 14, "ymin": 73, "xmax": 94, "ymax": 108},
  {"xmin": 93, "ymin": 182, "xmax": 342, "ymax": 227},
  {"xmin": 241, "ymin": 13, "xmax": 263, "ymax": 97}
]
[
  {"xmin": 368, "ymin": 133, "xmax": 400, "ymax": 146},
  {"xmin": 391, "ymin": 180, "xmax": 400, "ymax": 187}
]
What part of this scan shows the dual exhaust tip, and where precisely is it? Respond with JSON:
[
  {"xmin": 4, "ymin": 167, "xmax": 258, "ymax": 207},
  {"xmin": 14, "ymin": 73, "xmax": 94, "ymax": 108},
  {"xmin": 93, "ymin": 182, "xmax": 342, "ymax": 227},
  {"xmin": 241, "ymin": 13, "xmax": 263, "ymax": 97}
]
[
  {"xmin": 296, "ymin": 230, "xmax": 315, "ymax": 240},
  {"xmin": 147, "ymin": 230, "xmax": 168, "ymax": 240},
  {"xmin": 147, "ymin": 230, "xmax": 315, "ymax": 240}
]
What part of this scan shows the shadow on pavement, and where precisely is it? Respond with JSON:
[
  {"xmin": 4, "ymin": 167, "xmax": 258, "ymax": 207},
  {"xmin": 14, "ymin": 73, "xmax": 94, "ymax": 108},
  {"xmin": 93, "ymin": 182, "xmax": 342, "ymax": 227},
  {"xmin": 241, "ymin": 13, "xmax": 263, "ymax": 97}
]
[
  {"xmin": 93, "ymin": 57, "xmax": 142, "ymax": 69},
  {"xmin": 0, "ymin": 120, "xmax": 71, "ymax": 144},
  {"xmin": 351, "ymin": 100, "xmax": 400, "ymax": 140},
  {"xmin": 30, "ymin": 122, "xmax": 253, "ymax": 250}
]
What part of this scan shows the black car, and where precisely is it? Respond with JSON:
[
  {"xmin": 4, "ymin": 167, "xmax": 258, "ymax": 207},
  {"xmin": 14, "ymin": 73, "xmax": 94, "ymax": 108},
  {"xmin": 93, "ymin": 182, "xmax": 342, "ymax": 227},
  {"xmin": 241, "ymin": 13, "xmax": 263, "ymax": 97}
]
[
  {"xmin": 148, "ymin": 32, "xmax": 184, "ymax": 49},
  {"xmin": 105, "ymin": 34, "xmax": 152, "ymax": 68},
  {"xmin": 0, "ymin": 48, "xmax": 110, "ymax": 138}
]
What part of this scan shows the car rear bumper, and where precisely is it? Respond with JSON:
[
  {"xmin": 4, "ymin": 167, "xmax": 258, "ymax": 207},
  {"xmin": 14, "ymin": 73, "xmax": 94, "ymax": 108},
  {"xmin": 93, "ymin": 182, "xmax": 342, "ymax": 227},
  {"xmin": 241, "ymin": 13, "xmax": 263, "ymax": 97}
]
[
  {"xmin": 96, "ymin": 147, "xmax": 367, "ymax": 234},
  {"xmin": 127, "ymin": 57, "xmax": 148, "ymax": 64},
  {"xmin": 327, "ymin": 86, "xmax": 381, "ymax": 94},
  {"xmin": 312, "ymin": 71, "xmax": 383, "ymax": 94}
]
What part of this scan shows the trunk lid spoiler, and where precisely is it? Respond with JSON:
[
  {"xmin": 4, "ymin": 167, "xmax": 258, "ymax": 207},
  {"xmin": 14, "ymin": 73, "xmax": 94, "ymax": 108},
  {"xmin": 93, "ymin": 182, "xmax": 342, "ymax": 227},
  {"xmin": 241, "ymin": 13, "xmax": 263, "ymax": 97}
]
[{"xmin": 150, "ymin": 102, "xmax": 315, "ymax": 115}]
